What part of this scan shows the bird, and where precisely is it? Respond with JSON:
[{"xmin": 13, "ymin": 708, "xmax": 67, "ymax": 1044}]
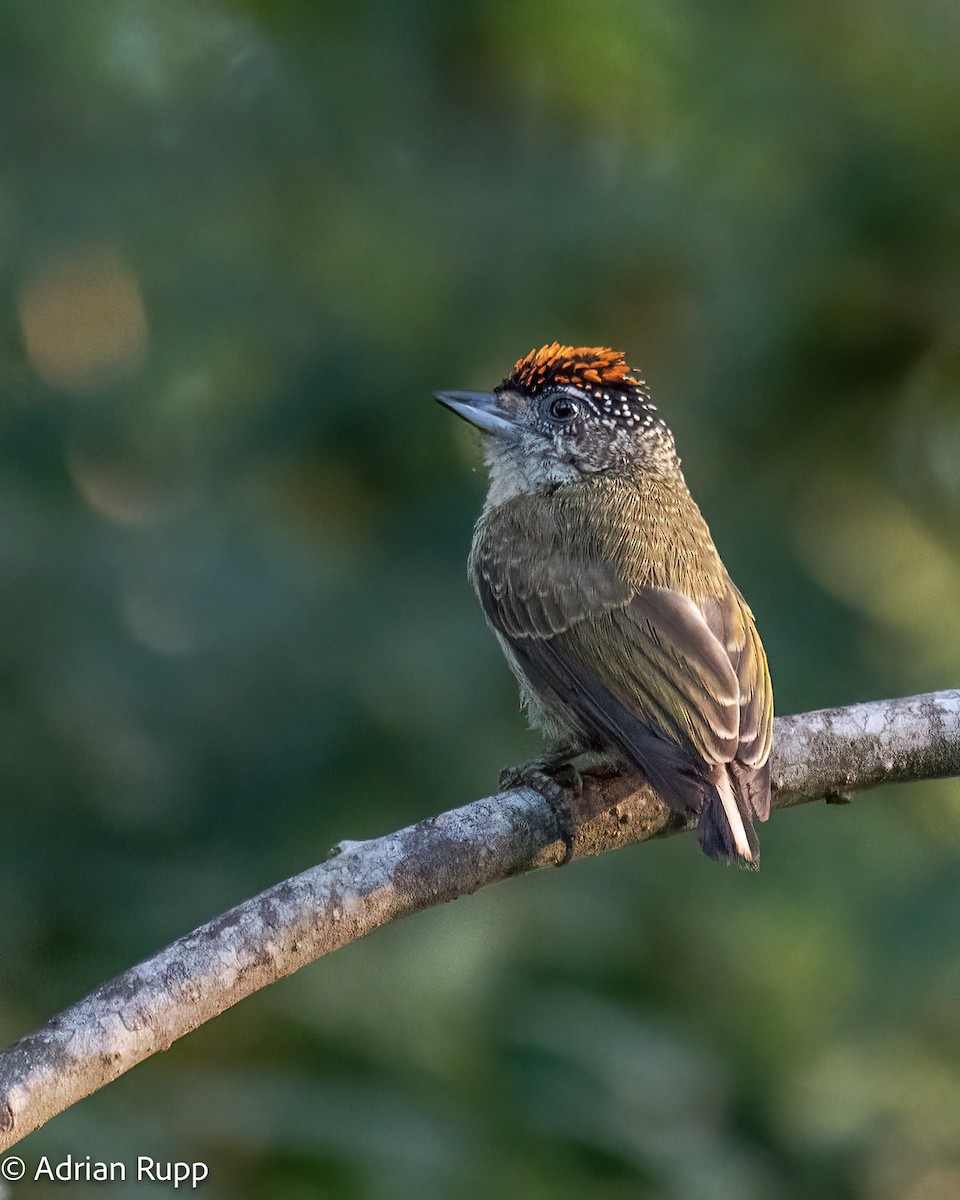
[{"xmin": 436, "ymin": 342, "xmax": 773, "ymax": 868}]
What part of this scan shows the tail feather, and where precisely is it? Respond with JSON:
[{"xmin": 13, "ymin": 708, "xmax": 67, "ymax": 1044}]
[
  {"xmin": 635, "ymin": 741, "xmax": 767, "ymax": 871},
  {"xmin": 507, "ymin": 634, "xmax": 772, "ymax": 866},
  {"xmin": 698, "ymin": 765, "xmax": 764, "ymax": 870},
  {"xmin": 729, "ymin": 758, "xmax": 771, "ymax": 821}
]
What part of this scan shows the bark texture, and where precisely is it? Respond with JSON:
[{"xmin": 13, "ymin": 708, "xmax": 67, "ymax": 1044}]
[{"xmin": 1, "ymin": 690, "xmax": 958, "ymax": 1150}]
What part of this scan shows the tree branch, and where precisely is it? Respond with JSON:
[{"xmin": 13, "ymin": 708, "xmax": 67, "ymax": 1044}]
[{"xmin": 2, "ymin": 690, "xmax": 958, "ymax": 1149}]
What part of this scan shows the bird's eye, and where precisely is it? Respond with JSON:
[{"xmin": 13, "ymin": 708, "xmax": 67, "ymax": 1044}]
[{"xmin": 548, "ymin": 395, "xmax": 579, "ymax": 422}]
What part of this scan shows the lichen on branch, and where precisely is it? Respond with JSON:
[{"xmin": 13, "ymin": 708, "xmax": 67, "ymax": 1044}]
[{"xmin": 1, "ymin": 689, "xmax": 958, "ymax": 1151}]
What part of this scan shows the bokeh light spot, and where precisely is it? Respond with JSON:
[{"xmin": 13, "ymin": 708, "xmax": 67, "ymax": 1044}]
[
  {"xmin": 67, "ymin": 432, "xmax": 198, "ymax": 528},
  {"xmin": 120, "ymin": 577, "xmax": 204, "ymax": 658},
  {"xmin": 19, "ymin": 246, "xmax": 149, "ymax": 393}
]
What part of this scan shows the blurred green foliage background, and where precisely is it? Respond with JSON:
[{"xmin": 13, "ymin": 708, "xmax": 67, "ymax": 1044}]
[{"xmin": 1, "ymin": 1, "xmax": 959, "ymax": 1197}]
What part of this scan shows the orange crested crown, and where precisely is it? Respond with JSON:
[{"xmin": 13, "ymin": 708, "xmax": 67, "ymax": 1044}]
[{"xmin": 502, "ymin": 343, "xmax": 645, "ymax": 395}]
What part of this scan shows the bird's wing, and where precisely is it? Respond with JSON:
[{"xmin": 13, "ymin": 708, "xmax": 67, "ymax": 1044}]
[
  {"xmin": 703, "ymin": 584, "xmax": 774, "ymax": 770},
  {"xmin": 472, "ymin": 498, "xmax": 772, "ymax": 818},
  {"xmin": 501, "ymin": 588, "xmax": 740, "ymax": 768},
  {"xmin": 470, "ymin": 494, "xmax": 634, "ymax": 638}
]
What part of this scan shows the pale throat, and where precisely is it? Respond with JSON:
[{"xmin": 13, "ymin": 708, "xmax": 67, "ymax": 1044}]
[{"xmin": 481, "ymin": 440, "xmax": 581, "ymax": 511}]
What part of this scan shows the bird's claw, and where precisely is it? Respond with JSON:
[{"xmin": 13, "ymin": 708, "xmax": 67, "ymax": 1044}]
[{"xmin": 499, "ymin": 759, "xmax": 582, "ymax": 864}]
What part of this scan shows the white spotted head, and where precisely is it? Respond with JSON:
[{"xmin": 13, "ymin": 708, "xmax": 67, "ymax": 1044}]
[{"xmin": 437, "ymin": 343, "xmax": 678, "ymax": 501}]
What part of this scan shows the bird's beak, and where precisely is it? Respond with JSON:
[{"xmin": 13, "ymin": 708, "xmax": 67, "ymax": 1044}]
[{"xmin": 435, "ymin": 391, "xmax": 520, "ymax": 442}]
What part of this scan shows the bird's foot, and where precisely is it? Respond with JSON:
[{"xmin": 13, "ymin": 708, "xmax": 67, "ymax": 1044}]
[{"xmin": 499, "ymin": 757, "xmax": 582, "ymax": 864}]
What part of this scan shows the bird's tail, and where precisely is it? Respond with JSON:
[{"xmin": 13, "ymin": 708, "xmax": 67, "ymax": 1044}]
[{"xmin": 698, "ymin": 762, "xmax": 770, "ymax": 870}]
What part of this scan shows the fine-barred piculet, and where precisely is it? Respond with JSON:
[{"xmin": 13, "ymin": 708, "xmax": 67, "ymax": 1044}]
[{"xmin": 437, "ymin": 343, "xmax": 774, "ymax": 868}]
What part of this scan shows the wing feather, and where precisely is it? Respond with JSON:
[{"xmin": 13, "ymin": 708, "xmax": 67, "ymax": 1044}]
[
  {"xmin": 470, "ymin": 493, "xmax": 773, "ymax": 810},
  {"xmin": 704, "ymin": 586, "xmax": 774, "ymax": 773},
  {"xmin": 471, "ymin": 498, "xmax": 632, "ymax": 639}
]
